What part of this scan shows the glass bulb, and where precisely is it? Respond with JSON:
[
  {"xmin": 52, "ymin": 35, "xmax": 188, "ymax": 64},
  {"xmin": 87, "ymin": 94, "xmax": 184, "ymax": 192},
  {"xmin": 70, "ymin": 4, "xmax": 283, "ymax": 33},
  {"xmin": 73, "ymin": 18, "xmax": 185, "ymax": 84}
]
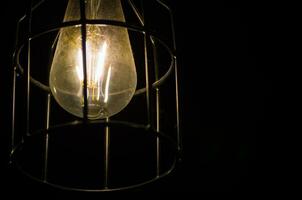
[{"xmin": 49, "ymin": 0, "xmax": 137, "ymax": 119}]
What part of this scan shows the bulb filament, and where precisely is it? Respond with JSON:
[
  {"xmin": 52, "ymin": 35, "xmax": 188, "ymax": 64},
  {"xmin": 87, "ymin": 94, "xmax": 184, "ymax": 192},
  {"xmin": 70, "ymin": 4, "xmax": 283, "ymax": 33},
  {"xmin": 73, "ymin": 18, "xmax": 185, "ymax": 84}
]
[{"xmin": 76, "ymin": 41, "xmax": 111, "ymax": 107}]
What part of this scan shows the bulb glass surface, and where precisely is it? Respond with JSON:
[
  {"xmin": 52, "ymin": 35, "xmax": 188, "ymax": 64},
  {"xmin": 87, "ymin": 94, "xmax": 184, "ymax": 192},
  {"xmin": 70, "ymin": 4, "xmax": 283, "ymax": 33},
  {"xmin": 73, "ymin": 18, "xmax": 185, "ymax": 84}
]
[{"xmin": 49, "ymin": 0, "xmax": 137, "ymax": 119}]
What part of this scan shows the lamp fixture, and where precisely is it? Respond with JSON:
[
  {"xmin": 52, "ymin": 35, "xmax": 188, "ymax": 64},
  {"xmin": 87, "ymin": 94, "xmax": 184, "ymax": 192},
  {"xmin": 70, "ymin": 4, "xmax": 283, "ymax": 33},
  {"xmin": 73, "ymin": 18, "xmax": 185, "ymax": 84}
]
[{"xmin": 11, "ymin": 0, "xmax": 181, "ymax": 192}]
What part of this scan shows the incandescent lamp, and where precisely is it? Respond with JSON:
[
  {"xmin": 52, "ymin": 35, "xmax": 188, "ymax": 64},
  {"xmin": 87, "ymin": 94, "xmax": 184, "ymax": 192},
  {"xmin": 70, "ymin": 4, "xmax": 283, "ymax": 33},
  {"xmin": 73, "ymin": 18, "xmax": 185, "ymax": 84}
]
[{"xmin": 49, "ymin": 0, "xmax": 137, "ymax": 119}]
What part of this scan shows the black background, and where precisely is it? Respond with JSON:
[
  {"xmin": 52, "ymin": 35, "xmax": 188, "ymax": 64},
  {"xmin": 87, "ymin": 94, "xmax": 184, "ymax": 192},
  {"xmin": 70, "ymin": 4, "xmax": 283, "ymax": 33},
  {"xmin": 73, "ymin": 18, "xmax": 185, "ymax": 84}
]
[{"xmin": 0, "ymin": 0, "xmax": 271, "ymax": 195}]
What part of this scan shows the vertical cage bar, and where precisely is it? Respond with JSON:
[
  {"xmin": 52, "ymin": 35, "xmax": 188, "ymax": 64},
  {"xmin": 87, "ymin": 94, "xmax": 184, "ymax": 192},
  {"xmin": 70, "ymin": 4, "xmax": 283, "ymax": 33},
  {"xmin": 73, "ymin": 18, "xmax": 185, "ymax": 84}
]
[
  {"xmin": 26, "ymin": 42, "xmax": 31, "ymax": 136},
  {"xmin": 174, "ymin": 58, "xmax": 181, "ymax": 150},
  {"xmin": 11, "ymin": 68, "xmax": 17, "ymax": 153},
  {"xmin": 11, "ymin": 18, "xmax": 23, "ymax": 153},
  {"xmin": 142, "ymin": 0, "xmax": 159, "ymax": 177},
  {"xmin": 145, "ymin": 34, "xmax": 157, "ymax": 175},
  {"xmin": 156, "ymin": 88, "xmax": 160, "ymax": 177},
  {"xmin": 104, "ymin": 118, "xmax": 110, "ymax": 189},
  {"xmin": 42, "ymin": 23, "xmax": 59, "ymax": 181},
  {"xmin": 43, "ymin": 94, "xmax": 51, "ymax": 181},
  {"xmin": 156, "ymin": 0, "xmax": 182, "ymax": 157},
  {"xmin": 26, "ymin": 0, "xmax": 33, "ymax": 136},
  {"xmin": 168, "ymin": 7, "xmax": 182, "ymax": 155},
  {"xmin": 174, "ymin": 58, "xmax": 181, "ymax": 154},
  {"xmin": 80, "ymin": 0, "xmax": 88, "ymax": 121},
  {"xmin": 143, "ymin": 34, "xmax": 151, "ymax": 126},
  {"xmin": 140, "ymin": 1, "xmax": 152, "ymax": 126},
  {"xmin": 142, "ymin": 1, "xmax": 155, "ymax": 128},
  {"xmin": 151, "ymin": 37, "xmax": 160, "ymax": 176},
  {"xmin": 11, "ymin": 18, "xmax": 23, "ymax": 154}
]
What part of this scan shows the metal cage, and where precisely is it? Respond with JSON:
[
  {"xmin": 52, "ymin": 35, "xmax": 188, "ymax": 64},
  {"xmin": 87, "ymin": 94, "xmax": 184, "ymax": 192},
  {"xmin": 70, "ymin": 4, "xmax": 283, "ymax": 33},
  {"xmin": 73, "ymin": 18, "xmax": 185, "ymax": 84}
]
[{"xmin": 10, "ymin": 0, "xmax": 181, "ymax": 192}]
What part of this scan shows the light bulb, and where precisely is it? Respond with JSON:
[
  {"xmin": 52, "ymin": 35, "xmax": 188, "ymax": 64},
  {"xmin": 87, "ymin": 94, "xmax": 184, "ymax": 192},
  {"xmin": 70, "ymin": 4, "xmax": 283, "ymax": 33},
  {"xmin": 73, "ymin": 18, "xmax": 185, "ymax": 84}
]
[{"xmin": 49, "ymin": 0, "xmax": 137, "ymax": 119}]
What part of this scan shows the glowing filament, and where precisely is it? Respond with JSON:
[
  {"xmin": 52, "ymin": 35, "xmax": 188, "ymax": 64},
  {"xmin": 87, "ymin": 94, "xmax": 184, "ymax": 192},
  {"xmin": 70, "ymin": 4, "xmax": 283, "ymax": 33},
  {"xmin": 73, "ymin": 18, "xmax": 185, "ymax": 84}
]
[{"xmin": 76, "ymin": 42, "xmax": 108, "ymax": 102}]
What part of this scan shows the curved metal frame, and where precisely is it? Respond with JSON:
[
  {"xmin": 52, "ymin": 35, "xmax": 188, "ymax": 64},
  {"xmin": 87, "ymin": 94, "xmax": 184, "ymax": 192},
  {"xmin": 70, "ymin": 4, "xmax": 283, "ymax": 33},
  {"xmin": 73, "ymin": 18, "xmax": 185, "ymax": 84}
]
[
  {"xmin": 11, "ymin": 121, "xmax": 179, "ymax": 192},
  {"xmin": 11, "ymin": 0, "xmax": 181, "ymax": 192},
  {"xmin": 16, "ymin": 31, "xmax": 175, "ymax": 96}
]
